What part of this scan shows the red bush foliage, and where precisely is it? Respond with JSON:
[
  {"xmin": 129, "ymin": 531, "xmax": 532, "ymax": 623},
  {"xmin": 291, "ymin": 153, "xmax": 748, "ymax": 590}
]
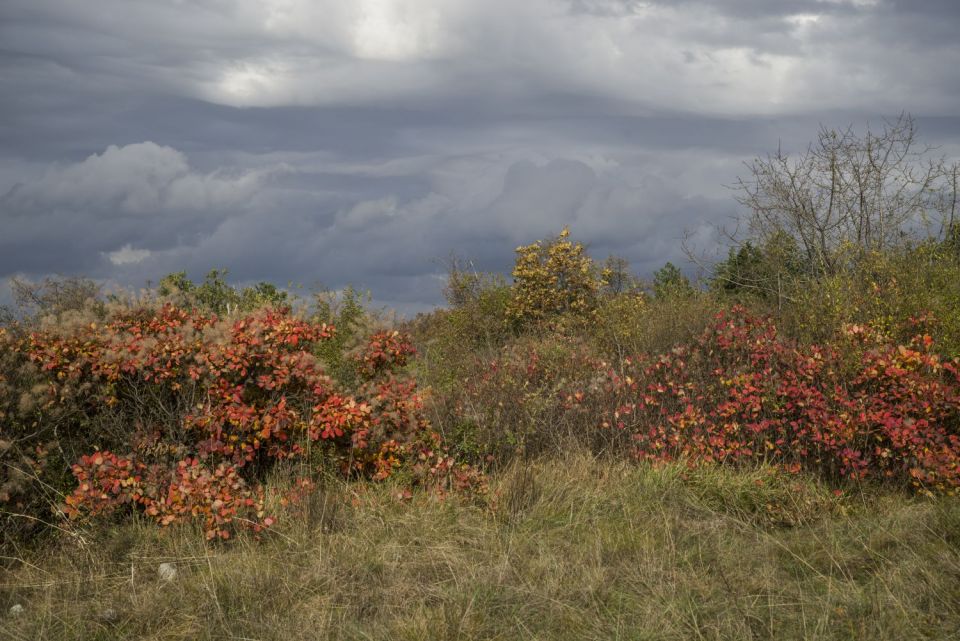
[
  {"xmin": 595, "ymin": 308, "xmax": 960, "ymax": 494},
  {"xmin": 12, "ymin": 305, "xmax": 477, "ymax": 538},
  {"xmin": 355, "ymin": 330, "xmax": 416, "ymax": 380}
]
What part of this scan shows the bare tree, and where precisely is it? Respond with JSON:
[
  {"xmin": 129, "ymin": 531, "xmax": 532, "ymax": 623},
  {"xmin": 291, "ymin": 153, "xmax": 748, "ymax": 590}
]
[
  {"xmin": 10, "ymin": 275, "xmax": 103, "ymax": 317},
  {"xmin": 735, "ymin": 113, "xmax": 959, "ymax": 276},
  {"xmin": 938, "ymin": 161, "xmax": 960, "ymax": 239}
]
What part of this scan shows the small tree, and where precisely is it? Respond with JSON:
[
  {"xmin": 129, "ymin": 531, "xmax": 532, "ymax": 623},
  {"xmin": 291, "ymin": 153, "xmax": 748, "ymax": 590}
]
[
  {"xmin": 652, "ymin": 262, "xmax": 694, "ymax": 300},
  {"xmin": 158, "ymin": 269, "xmax": 288, "ymax": 314},
  {"xmin": 443, "ymin": 256, "xmax": 504, "ymax": 308},
  {"xmin": 599, "ymin": 255, "xmax": 640, "ymax": 296},
  {"xmin": 10, "ymin": 276, "xmax": 103, "ymax": 318},
  {"xmin": 312, "ymin": 286, "xmax": 370, "ymax": 385},
  {"xmin": 735, "ymin": 113, "xmax": 959, "ymax": 276},
  {"xmin": 709, "ymin": 231, "xmax": 805, "ymax": 305},
  {"xmin": 508, "ymin": 227, "xmax": 603, "ymax": 326}
]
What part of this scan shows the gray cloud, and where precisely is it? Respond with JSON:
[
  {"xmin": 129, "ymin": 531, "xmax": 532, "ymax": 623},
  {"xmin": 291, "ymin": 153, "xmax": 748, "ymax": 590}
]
[
  {"xmin": 4, "ymin": 0, "xmax": 959, "ymax": 115},
  {"xmin": 1, "ymin": 0, "xmax": 959, "ymax": 313},
  {"xmin": 0, "ymin": 142, "xmax": 275, "ymax": 274}
]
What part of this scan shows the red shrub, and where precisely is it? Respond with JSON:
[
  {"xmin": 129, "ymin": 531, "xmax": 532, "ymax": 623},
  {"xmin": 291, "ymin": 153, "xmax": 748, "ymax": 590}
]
[
  {"xmin": 355, "ymin": 330, "xmax": 416, "ymax": 379},
  {"xmin": 10, "ymin": 305, "xmax": 477, "ymax": 539},
  {"xmin": 595, "ymin": 307, "xmax": 960, "ymax": 493}
]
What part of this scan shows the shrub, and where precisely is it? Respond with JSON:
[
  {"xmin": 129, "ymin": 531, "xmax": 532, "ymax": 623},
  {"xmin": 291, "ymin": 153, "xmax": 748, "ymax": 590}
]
[
  {"xmin": 437, "ymin": 265, "xmax": 514, "ymax": 351},
  {"xmin": 590, "ymin": 291, "xmax": 721, "ymax": 362},
  {"xmin": 1, "ymin": 303, "xmax": 477, "ymax": 541},
  {"xmin": 591, "ymin": 307, "xmax": 960, "ymax": 493},
  {"xmin": 157, "ymin": 269, "xmax": 289, "ymax": 315},
  {"xmin": 779, "ymin": 242, "xmax": 960, "ymax": 355},
  {"xmin": 9, "ymin": 276, "xmax": 104, "ymax": 319},
  {"xmin": 407, "ymin": 269, "xmax": 515, "ymax": 436},
  {"xmin": 0, "ymin": 323, "xmax": 73, "ymax": 547},
  {"xmin": 440, "ymin": 333, "xmax": 608, "ymax": 463}
]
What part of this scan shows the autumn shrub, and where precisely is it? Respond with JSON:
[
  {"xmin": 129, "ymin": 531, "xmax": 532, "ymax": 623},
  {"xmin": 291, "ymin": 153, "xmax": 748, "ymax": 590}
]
[
  {"xmin": 591, "ymin": 306, "xmax": 960, "ymax": 493},
  {"xmin": 779, "ymin": 242, "xmax": 960, "ymax": 355},
  {"xmin": 0, "ymin": 324, "xmax": 71, "ymax": 546},
  {"xmin": 507, "ymin": 227, "xmax": 607, "ymax": 328},
  {"xmin": 354, "ymin": 330, "xmax": 416, "ymax": 380},
  {"xmin": 0, "ymin": 303, "xmax": 478, "ymax": 543}
]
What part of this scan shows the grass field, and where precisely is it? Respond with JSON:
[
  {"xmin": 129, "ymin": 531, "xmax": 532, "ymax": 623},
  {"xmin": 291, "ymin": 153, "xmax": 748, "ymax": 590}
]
[{"xmin": 3, "ymin": 453, "xmax": 959, "ymax": 641}]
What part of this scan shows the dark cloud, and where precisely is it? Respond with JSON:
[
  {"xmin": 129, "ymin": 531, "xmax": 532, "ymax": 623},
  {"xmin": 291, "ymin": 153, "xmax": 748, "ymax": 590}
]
[{"xmin": 0, "ymin": 0, "xmax": 958, "ymax": 313}]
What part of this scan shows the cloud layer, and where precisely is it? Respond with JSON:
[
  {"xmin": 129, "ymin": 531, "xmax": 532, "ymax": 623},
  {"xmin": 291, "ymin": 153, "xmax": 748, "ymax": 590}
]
[{"xmin": 1, "ymin": 0, "xmax": 959, "ymax": 312}]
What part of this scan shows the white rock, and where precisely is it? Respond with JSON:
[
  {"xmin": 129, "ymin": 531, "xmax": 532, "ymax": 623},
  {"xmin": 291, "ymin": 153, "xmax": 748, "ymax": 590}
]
[
  {"xmin": 158, "ymin": 562, "xmax": 178, "ymax": 582},
  {"xmin": 9, "ymin": 603, "xmax": 25, "ymax": 617},
  {"xmin": 98, "ymin": 608, "xmax": 118, "ymax": 623}
]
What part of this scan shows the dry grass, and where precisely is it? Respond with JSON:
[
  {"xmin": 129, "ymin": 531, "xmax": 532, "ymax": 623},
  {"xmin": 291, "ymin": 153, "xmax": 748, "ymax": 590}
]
[{"xmin": 2, "ymin": 454, "xmax": 959, "ymax": 640}]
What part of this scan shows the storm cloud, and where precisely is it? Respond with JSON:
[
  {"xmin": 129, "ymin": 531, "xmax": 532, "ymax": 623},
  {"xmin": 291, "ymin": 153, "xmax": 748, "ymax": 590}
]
[{"xmin": 2, "ymin": 0, "xmax": 959, "ymax": 313}]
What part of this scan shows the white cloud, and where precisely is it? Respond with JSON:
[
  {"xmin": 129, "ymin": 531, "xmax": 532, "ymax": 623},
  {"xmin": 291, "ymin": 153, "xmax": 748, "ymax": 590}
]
[
  {"xmin": 199, "ymin": 0, "xmax": 958, "ymax": 113},
  {"xmin": 106, "ymin": 245, "xmax": 152, "ymax": 265},
  {"xmin": 0, "ymin": 142, "xmax": 291, "ymax": 278},
  {"xmin": 4, "ymin": 142, "xmax": 272, "ymax": 214},
  {"xmin": 350, "ymin": 0, "xmax": 446, "ymax": 61}
]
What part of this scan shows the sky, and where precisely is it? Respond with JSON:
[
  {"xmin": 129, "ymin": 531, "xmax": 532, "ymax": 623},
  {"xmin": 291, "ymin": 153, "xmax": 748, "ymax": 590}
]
[{"xmin": 2, "ymin": 0, "xmax": 960, "ymax": 314}]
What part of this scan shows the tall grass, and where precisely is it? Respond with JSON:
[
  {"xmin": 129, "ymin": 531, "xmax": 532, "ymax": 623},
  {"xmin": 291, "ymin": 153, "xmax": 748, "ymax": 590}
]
[{"xmin": 3, "ymin": 453, "xmax": 958, "ymax": 640}]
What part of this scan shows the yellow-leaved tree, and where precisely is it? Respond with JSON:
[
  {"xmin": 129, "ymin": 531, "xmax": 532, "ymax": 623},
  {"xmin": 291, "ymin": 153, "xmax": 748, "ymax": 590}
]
[{"xmin": 508, "ymin": 227, "xmax": 608, "ymax": 327}]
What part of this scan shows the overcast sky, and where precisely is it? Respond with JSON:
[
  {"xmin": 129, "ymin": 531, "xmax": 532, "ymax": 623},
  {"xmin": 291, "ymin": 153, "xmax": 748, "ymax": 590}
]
[{"xmin": 2, "ymin": 0, "xmax": 960, "ymax": 313}]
